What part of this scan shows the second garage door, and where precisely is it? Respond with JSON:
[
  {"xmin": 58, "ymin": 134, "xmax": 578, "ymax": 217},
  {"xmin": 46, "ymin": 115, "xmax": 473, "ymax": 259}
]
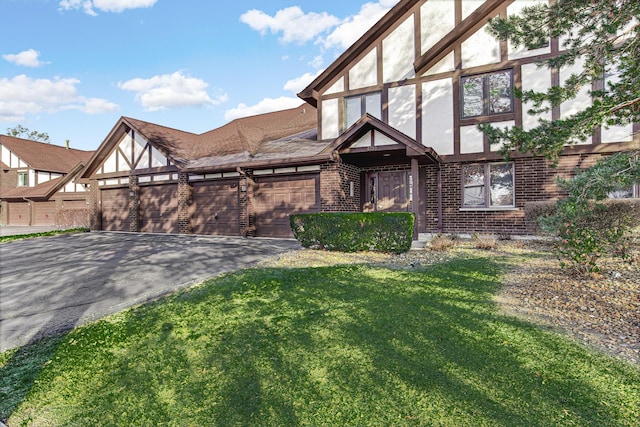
[
  {"xmin": 139, "ymin": 184, "xmax": 178, "ymax": 234},
  {"xmin": 192, "ymin": 180, "xmax": 240, "ymax": 236},
  {"xmin": 33, "ymin": 201, "xmax": 57, "ymax": 226},
  {"xmin": 255, "ymin": 174, "xmax": 320, "ymax": 237},
  {"xmin": 101, "ymin": 188, "xmax": 129, "ymax": 231}
]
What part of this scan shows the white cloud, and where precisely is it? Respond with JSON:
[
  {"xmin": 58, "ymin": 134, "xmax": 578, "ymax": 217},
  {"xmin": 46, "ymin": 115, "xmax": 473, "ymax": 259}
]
[
  {"xmin": 80, "ymin": 98, "xmax": 120, "ymax": 114},
  {"xmin": 2, "ymin": 49, "xmax": 49, "ymax": 68},
  {"xmin": 224, "ymin": 97, "xmax": 302, "ymax": 121},
  {"xmin": 59, "ymin": 0, "xmax": 157, "ymax": 15},
  {"xmin": 283, "ymin": 71, "xmax": 322, "ymax": 94},
  {"xmin": 308, "ymin": 55, "xmax": 324, "ymax": 69},
  {"xmin": 118, "ymin": 71, "xmax": 227, "ymax": 111},
  {"xmin": 240, "ymin": 6, "xmax": 340, "ymax": 44},
  {"xmin": 0, "ymin": 74, "xmax": 119, "ymax": 122},
  {"xmin": 240, "ymin": 2, "xmax": 399, "ymax": 49},
  {"xmin": 321, "ymin": 0, "xmax": 399, "ymax": 50}
]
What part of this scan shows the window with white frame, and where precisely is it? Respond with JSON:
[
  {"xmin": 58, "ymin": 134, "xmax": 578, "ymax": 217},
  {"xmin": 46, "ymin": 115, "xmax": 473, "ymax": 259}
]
[
  {"xmin": 17, "ymin": 171, "xmax": 28, "ymax": 187},
  {"xmin": 461, "ymin": 70, "xmax": 514, "ymax": 118},
  {"xmin": 344, "ymin": 92, "xmax": 382, "ymax": 129},
  {"xmin": 463, "ymin": 162, "xmax": 515, "ymax": 208}
]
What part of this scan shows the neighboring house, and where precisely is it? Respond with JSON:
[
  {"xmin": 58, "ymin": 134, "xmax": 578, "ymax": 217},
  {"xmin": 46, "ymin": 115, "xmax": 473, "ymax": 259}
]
[
  {"xmin": 0, "ymin": 136, "xmax": 94, "ymax": 227},
  {"xmin": 81, "ymin": 0, "xmax": 638, "ymax": 239}
]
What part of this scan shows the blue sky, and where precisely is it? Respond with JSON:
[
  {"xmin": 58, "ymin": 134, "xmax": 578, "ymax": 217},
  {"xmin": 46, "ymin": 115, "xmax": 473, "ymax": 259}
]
[{"xmin": 0, "ymin": 0, "xmax": 399, "ymax": 151}]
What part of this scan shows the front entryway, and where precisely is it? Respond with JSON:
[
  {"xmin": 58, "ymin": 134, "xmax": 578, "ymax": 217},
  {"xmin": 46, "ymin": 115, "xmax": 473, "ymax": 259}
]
[{"xmin": 364, "ymin": 171, "xmax": 411, "ymax": 212}]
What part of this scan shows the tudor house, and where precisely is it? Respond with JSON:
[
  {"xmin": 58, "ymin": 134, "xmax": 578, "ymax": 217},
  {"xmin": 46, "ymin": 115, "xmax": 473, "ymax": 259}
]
[
  {"xmin": 81, "ymin": 0, "xmax": 638, "ymax": 239},
  {"xmin": 0, "ymin": 136, "xmax": 93, "ymax": 227}
]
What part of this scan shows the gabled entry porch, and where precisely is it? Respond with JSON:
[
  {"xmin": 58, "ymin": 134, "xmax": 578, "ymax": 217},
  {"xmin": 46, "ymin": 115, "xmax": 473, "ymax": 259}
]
[{"xmin": 324, "ymin": 114, "xmax": 441, "ymax": 237}]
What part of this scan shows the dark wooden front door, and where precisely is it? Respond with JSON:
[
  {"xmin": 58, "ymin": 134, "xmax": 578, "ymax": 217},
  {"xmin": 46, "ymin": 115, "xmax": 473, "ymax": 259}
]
[{"xmin": 365, "ymin": 171, "xmax": 410, "ymax": 212}]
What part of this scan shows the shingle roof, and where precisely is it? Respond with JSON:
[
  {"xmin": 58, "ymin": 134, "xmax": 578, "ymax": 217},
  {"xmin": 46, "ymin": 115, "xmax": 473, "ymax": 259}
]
[
  {"xmin": 119, "ymin": 104, "xmax": 321, "ymax": 170},
  {"xmin": 0, "ymin": 135, "xmax": 94, "ymax": 173}
]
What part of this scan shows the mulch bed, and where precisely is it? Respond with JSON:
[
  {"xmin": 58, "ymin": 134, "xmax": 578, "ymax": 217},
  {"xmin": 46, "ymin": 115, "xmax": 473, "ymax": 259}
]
[
  {"xmin": 496, "ymin": 240, "xmax": 639, "ymax": 366},
  {"xmin": 260, "ymin": 240, "xmax": 639, "ymax": 365}
]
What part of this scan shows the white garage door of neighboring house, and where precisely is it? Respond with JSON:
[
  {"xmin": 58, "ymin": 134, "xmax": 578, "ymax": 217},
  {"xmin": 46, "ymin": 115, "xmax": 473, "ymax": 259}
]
[
  {"xmin": 191, "ymin": 180, "xmax": 240, "ymax": 236},
  {"xmin": 139, "ymin": 184, "xmax": 178, "ymax": 234},
  {"xmin": 254, "ymin": 174, "xmax": 320, "ymax": 238},
  {"xmin": 8, "ymin": 202, "xmax": 30, "ymax": 226},
  {"xmin": 101, "ymin": 188, "xmax": 130, "ymax": 232},
  {"xmin": 33, "ymin": 201, "xmax": 57, "ymax": 226}
]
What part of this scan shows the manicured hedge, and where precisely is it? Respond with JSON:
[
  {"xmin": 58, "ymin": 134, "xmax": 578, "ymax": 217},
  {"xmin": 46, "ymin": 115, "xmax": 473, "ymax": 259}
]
[{"xmin": 290, "ymin": 212, "xmax": 414, "ymax": 253}]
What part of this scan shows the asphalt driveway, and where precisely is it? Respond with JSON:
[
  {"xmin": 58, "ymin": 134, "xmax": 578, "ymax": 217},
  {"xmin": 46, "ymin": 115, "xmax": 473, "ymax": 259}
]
[{"xmin": 0, "ymin": 232, "xmax": 300, "ymax": 352}]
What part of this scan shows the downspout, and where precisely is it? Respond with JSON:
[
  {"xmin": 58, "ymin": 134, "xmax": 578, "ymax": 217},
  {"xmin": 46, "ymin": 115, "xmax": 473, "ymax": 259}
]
[{"xmin": 22, "ymin": 197, "xmax": 34, "ymax": 226}]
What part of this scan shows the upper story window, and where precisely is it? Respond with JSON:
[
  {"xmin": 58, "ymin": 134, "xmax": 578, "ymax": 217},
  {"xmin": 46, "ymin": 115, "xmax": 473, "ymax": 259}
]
[
  {"xmin": 463, "ymin": 162, "xmax": 515, "ymax": 208},
  {"xmin": 345, "ymin": 92, "xmax": 382, "ymax": 129},
  {"xmin": 17, "ymin": 171, "xmax": 28, "ymax": 187},
  {"xmin": 461, "ymin": 69, "xmax": 513, "ymax": 119}
]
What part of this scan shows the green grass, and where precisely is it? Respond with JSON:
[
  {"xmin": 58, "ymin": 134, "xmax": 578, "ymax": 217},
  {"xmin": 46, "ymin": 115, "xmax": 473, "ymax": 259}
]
[
  {"xmin": 0, "ymin": 228, "xmax": 88, "ymax": 243},
  {"xmin": 1, "ymin": 254, "xmax": 638, "ymax": 426}
]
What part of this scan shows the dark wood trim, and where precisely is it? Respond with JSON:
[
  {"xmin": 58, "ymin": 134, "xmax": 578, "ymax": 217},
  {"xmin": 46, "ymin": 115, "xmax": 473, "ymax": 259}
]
[
  {"xmin": 298, "ymin": 0, "xmax": 416, "ymax": 106},
  {"xmin": 414, "ymin": 0, "xmax": 514, "ymax": 75}
]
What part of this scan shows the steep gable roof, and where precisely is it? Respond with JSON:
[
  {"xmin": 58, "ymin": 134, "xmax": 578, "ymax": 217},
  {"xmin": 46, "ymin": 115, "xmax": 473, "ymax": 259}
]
[
  {"xmin": 81, "ymin": 104, "xmax": 320, "ymax": 177},
  {"xmin": 298, "ymin": 0, "xmax": 416, "ymax": 107},
  {"xmin": 0, "ymin": 135, "xmax": 93, "ymax": 173},
  {"xmin": 1, "ymin": 163, "xmax": 86, "ymax": 201},
  {"xmin": 298, "ymin": 0, "xmax": 511, "ymax": 106},
  {"xmin": 325, "ymin": 114, "xmax": 441, "ymax": 163}
]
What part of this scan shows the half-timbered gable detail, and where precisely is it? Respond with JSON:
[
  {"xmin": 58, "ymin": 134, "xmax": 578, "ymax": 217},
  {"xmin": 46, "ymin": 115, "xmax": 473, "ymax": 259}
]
[
  {"xmin": 76, "ymin": 0, "xmax": 637, "ymax": 239},
  {"xmin": 0, "ymin": 135, "xmax": 93, "ymax": 227},
  {"xmin": 298, "ymin": 0, "xmax": 639, "ymax": 235}
]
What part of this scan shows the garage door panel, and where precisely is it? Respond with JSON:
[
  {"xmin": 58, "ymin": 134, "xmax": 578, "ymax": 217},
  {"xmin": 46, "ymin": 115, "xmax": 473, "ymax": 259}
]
[
  {"xmin": 8, "ymin": 203, "xmax": 30, "ymax": 225},
  {"xmin": 255, "ymin": 174, "xmax": 319, "ymax": 238},
  {"xmin": 33, "ymin": 202, "xmax": 56, "ymax": 226},
  {"xmin": 192, "ymin": 181, "xmax": 240, "ymax": 236},
  {"xmin": 101, "ymin": 188, "xmax": 129, "ymax": 232},
  {"xmin": 139, "ymin": 185, "xmax": 178, "ymax": 234}
]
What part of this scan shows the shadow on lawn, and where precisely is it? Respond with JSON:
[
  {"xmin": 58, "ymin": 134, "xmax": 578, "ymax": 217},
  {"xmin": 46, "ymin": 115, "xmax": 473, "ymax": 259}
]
[
  {"xmin": 3, "ymin": 254, "xmax": 637, "ymax": 425},
  {"xmin": 0, "ymin": 234, "xmax": 135, "ymax": 423}
]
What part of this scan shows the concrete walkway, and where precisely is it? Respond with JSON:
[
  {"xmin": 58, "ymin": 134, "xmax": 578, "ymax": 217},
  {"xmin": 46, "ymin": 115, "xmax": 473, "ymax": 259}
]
[{"xmin": 0, "ymin": 231, "xmax": 300, "ymax": 352}]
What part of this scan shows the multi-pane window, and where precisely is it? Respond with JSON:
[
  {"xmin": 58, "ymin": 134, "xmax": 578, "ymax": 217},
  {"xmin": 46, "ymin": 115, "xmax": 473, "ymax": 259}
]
[
  {"xmin": 461, "ymin": 70, "xmax": 513, "ymax": 118},
  {"xmin": 345, "ymin": 92, "xmax": 382, "ymax": 129},
  {"xmin": 17, "ymin": 171, "xmax": 28, "ymax": 187},
  {"xmin": 463, "ymin": 163, "xmax": 515, "ymax": 208}
]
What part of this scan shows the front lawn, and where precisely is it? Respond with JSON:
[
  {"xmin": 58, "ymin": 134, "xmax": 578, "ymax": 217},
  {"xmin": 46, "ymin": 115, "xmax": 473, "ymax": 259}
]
[{"xmin": 1, "ymin": 251, "xmax": 638, "ymax": 426}]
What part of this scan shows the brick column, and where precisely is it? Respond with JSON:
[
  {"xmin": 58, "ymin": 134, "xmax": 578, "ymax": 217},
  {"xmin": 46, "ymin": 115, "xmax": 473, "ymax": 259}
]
[
  {"xmin": 129, "ymin": 175, "xmax": 139, "ymax": 232},
  {"xmin": 88, "ymin": 179, "xmax": 99, "ymax": 230},
  {"xmin": 240, "ymin": 171, "xmax": 255, "ymax": 237},
  {"xmin": 177, "ymin": 172, "xmax": 191, "ymax": 234}
]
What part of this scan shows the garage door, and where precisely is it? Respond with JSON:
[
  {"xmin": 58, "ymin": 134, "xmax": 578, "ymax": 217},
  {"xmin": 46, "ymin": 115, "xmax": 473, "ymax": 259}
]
[
  {"xmin": 101, "ymin": 188, "xmax": 129, "ymax": 232},
  {"xmin": 192, "ymin": 180, "xmax": 240, "ymax": 236},
  {"xmin": 8, "ymin": 202, "xmax": 30, "ymax": 225},
  {"xmin": 139, "ymin": 184, "xmax": 178, "ymax": 234},
  {"xmin": 59, "ymin": 200, "xmax": 89, "ymax": 228},
  {"xmin": 33, "ymin": 201, "xmax": 57, "ymax": 226},
  {"xmin": 255, "ymin": 174, "xmax": 320, "ymax": 237}
]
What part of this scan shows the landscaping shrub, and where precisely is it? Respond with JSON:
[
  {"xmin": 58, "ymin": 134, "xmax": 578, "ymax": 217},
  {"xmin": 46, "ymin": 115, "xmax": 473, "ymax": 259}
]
[
  {"xmin": 539, "ymin": 199, "xmax": 640, "ymax": 274},
  {"xmin": 290, "ymin": 212, "xmax": 414, "ymax": 253},
  {"xmin": 428, "ymin": 233, "xmax": 458, "ymax": 252},
  {"xmin": 472, "ymin": 233, "xmax": 498, "ymax": 250}
]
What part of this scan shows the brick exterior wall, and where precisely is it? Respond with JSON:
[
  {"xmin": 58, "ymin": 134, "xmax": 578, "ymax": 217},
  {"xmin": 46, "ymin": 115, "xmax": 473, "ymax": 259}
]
[
  {"xmin": 430, "ymin": 153, "xmax": 605, "ymax": 236},
  {"xmin": 129, "ymin": 175, "xmax": 139, "ymax": 233},
  {"xmin": 239, "ymin": 172, "xmax": 255, "ymax": 237},
  {"xmin": 177, "ymin": 172, "xmax": 191, "ymax": 234},
  {"xmin": 320, "ymin": 161, "xmax": 361, "ymax": 212}
]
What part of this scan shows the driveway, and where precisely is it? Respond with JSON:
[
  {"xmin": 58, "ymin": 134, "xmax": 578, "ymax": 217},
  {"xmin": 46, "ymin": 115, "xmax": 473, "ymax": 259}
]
[{"xmin": 0, "ymin": 232, "xmax": 300, "ymax": 352}]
